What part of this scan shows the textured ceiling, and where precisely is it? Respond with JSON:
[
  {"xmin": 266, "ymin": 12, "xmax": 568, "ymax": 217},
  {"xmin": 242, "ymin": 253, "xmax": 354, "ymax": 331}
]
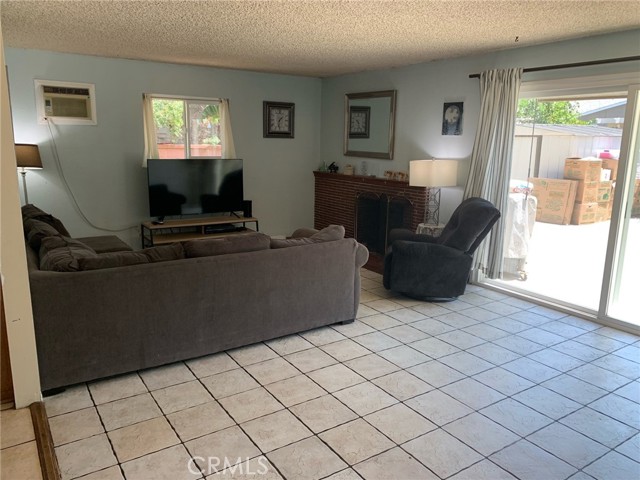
[{"xmin": 1, "ymin": 0, "xmax": 639, "ymax": 77}]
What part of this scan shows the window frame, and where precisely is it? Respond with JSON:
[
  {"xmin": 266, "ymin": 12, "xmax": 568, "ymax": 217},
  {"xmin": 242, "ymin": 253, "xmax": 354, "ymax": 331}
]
[{"xmin": 149, "ymin": 94, "xmax": 222, "ymax": 159}]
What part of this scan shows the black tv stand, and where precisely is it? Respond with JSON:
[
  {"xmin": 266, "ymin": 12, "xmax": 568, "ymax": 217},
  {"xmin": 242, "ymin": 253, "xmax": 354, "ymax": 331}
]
[{"xmin": 141, "ymin": 215, "xmax": 259, "ymax": 248}]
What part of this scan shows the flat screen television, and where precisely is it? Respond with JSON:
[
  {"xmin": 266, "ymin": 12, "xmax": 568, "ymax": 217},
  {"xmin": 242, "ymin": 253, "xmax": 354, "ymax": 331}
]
[{"xmin": 147, "ymin": 158, "xmax": 244, "ymax": 218}]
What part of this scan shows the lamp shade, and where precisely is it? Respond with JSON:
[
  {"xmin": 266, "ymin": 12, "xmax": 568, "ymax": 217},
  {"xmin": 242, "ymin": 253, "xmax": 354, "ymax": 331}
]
[
  {"xmin": 409, "ymin": 159, "xmax": 458, "ymax": 187},
  {"xmin": 15, "ymin": 144, "xmax": 43, "ymax": 169}
]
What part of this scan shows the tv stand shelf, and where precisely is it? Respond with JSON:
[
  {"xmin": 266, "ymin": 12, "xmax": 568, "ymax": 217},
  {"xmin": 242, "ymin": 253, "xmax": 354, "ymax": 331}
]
[{"xmin": 141, "ymin": 216, "xmax": 259, "ymax": 248}]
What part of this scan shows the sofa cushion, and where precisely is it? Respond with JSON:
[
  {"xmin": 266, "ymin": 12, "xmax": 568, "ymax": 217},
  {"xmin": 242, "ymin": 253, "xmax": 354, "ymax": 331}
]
[
  {"xmin": 183, "ymin": 232, "xmax": 270, "ymax": 258},
  {"xmin": 39, "ymin": 236, "xmax": 98, "ymax": 272},
  {"xmin": 271, "ymin": 225, "xmax": 345, "ymax": 249},
  {"xmin": 78, "ymin": 252, "xmax": 150, "ymax": 271},
  {"xmin": 22, "ymin": 204, "xmax": 71, "ymax": 237},
  {"xmin": 270, "ymin": 237, "xmax": 314, "ymax": 248},
  {"xmin": 290, "ymin": 227, "xmax": 319, "ymax": 239},
  {"xmin": 142, "ymin": 243, "xmax": 185, "ymax": 262},
  {"xmin": 24, "ymin": 218, "xmax": 60, "ymax": 251},
  {"xmin": 311, "ymin": 224, "xmax": 345, "ymax": 242},
  {"xmin": 75, "ymin": 236, "xmax": 133, "ymax": 254}
]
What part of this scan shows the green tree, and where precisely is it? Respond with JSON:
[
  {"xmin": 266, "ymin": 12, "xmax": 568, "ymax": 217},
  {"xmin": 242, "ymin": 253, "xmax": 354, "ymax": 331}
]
[
  {"xmin": 153, "ymin": 99, "xmax": 184, "ymax": 143},
  {"xmin": 192, "ymin": 103, "xmax": 220, "ymax": 145},
  {"xmin": 517, "ymin": 99, "xmax": 590, "ymax": 125}
]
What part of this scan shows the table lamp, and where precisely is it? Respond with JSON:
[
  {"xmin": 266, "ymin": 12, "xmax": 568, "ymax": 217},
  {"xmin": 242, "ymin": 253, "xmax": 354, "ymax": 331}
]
[
  {"xmin": 409, "ymin": 159, "xmax": 458, "ymax": 225},
  {"xmin": 15, "ymin": 143, "xmax": 43, "ymax": 205}
]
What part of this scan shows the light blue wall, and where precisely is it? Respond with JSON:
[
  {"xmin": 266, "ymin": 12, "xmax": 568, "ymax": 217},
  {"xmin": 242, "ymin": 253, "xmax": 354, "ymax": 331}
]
[
  {"xmin": 7, "ymin": 30, "xmax": 640, "ymax": 241},
  {"xmin": 321, "ymin": 29, "xmax": 640, "ymax": 221},
  {"xmin": 6, "ymin": 49, "xmax": 322, "ymax": 245}
]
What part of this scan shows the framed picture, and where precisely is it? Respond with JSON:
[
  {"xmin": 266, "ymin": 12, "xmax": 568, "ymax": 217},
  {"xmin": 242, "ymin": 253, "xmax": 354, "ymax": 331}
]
[
  {"xmin": 349, "ymin": 106, "xmax": 370, "ymax": 138},
  {"xmin": 442, "ymin": 102, "xmax": 463, "ymax": 136},
  {"xmin": 263, "ymin": 101, "xmax": 295, "ymax": 138}
]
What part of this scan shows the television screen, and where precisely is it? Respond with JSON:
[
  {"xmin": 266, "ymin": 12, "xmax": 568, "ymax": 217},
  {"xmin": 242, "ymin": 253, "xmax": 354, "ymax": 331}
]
[{"xmin": 147, "ymin": 158, "xmax": 244, "ymax": 218}]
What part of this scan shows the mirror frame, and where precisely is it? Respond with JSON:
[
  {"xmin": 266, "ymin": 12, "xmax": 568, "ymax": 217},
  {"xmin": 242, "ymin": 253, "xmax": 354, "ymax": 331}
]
[{"xmin": 344, "ymin": 90, "xmax": 397, "ymax": 160}]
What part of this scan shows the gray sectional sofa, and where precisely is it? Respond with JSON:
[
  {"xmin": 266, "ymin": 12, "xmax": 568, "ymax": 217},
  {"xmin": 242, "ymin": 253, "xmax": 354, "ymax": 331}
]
[{"xmin": 22, "ymin": 205, "xmax": 368, "ymax": 391}]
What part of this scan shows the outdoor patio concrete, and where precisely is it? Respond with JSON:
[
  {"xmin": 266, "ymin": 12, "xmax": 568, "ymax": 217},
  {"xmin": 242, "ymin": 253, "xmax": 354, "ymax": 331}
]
[{"xmin": 495, "ymin": 217, "xmax": 639, "ymax": 325}]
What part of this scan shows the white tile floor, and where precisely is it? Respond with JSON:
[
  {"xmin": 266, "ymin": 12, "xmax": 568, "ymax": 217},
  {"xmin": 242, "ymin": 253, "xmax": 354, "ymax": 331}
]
[
  {"xmin": 43, "ymin": 269, "xmax": 640, "ymax": 480},
  {"xmin": 0, "ymin": 406, "xmax": 43, "ymax": 480}
]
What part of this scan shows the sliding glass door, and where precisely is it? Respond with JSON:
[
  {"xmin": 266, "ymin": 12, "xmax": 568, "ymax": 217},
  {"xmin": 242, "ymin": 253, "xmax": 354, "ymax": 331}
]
[
  {"xmin": 486, "ymin": 80, "xmax": 640, "ymax": 329},
  {"xmin": 601, "ymin": 85, "xmax": 640, "ymax": 326}
]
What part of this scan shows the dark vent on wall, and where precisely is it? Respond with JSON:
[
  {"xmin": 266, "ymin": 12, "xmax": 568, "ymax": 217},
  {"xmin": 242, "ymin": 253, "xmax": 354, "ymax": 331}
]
[{"xmin": 43, "ymin": 86, "xmax": 90, "ymax": 96}]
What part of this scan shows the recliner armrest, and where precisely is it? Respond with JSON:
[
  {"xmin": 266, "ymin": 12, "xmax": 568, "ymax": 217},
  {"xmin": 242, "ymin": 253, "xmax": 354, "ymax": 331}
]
[
  {"xmin": 388, "ymin": 228, "xmax": 438, "ymax": 245},
  {"xmin": 392, "ymin": 240, "xmax": 466, "ymax": 260},
  {"xmin": 386, "ymin": 240, "xmax": 473, "ymax": 299}
]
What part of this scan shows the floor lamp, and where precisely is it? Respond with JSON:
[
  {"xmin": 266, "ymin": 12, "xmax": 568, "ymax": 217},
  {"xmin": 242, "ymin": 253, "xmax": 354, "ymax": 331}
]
[
  {"xmin": 409, "ymin": 159, "xmax": 458, "ymax": 225},
  {"xmin": 15, "ymin": 143, "xmax": 43, "ymax": 205}
]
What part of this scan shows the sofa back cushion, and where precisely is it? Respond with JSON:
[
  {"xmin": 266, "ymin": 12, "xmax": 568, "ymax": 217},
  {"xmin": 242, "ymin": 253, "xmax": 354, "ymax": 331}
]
[
  {"xmin": 78, "ymin": 252, "xmax": 150, "ymax": 271},
  {"xmin": 270, "ymin": 224, "xmax": 345, "ymax": 249},
  {"xmin": 22, "ymin": 204, "xmax": 71, "ymax": 237},
  {"xmin": 77, "ymin": 243, "xmax": 186, "ymax": 270},
  {"xmin": 311, "ymin": 225, "xmax": 345, "ymax": 242},
  {"xmin": 24, "ymin": 218, "xmax": 60, "ymax": 251},
  {"xmin": 39, "ymin": 236, "xmax": 98, "ymax": 272},
  {"xmin": 142, "ymin": 243, "xmax": 185, "ymax": 262},
  {"xmin": 183, "ymin": 232, "xmax": 270, "ymax": 258}
]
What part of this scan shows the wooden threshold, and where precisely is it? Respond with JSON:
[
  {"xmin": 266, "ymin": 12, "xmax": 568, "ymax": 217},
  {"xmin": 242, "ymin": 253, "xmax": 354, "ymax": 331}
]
[{"xmin": 30, "ymin": 402, "xmax": 61, "ymax": 480}]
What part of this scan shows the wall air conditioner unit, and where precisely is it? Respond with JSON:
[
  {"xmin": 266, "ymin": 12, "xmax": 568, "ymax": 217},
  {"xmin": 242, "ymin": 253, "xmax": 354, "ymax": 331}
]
[{"xmin": 35, "ymin": 80, "xmax": 97, "ymax": 125}]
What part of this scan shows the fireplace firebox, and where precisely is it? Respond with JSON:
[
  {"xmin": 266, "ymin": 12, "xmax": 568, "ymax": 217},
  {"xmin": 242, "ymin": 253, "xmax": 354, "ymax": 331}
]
[
  {"xmin": 355, "ymin": 193, "xmax": 413, "ymax": 255},
  {"xmin": 313, "ymin": 171, "xmax": 428, "ymax": 270}
]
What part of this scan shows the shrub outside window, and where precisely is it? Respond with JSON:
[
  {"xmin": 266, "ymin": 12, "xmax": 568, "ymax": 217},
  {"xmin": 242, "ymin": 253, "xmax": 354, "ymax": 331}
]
[{"xmin": 152, "ymin": 97, "xmax": 222, "ymax": 158}]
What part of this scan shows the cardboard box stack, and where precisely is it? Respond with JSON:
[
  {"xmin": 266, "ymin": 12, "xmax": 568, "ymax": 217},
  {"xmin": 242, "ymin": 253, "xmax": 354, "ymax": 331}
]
[
  {"xmin": 528, "ymin": 177, "xmax": 577, "ymax": 225},
  {"xmin": 601, "ymin": 158, "xmax": 618, "ymax": 181},
  {"xmin": 600, "ymin": 158, "xmax": 618, "ymax": 221},
  {"xmin": 563, "ymin": 157, "xmax": 615, "ymax": 225}
]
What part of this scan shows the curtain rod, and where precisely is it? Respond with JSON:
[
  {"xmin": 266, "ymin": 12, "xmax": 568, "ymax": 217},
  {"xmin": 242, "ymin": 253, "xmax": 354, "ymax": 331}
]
[{"xmin": 468, "ymin": 55, "xmax": 640, "ymax": 79}]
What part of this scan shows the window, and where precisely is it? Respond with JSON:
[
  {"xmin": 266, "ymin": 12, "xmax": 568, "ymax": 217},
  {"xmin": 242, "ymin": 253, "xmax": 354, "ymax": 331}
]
[{"xmin": 151, "ymin": 97, "xmax": 222, "ymax": 158}]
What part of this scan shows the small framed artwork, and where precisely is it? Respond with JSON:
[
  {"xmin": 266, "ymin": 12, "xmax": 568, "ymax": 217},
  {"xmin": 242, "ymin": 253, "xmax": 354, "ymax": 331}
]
[
  {"xmin": 442, "ymin": 102, "xmax": 463, "ymax": 136},
  {"xmin": 349, "ymin": 106, "xmax": 370, "ymax": 138},
  {"xmin": 263, "ymin": 101, "xmax": 295, "ymax": 138}
]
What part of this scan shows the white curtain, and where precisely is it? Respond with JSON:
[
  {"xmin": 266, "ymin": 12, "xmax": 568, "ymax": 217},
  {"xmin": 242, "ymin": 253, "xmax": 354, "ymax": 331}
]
[
  {"xmin": 220, "ymin": 99, "xmax": 236, "ymax": 158},
  {"xmin": 464, "ymin": 68, "xmax": 523, "ymax": 278},
  {"xmin": 142, "ymin": 94, "xmax": 159, "ymax": 167}
]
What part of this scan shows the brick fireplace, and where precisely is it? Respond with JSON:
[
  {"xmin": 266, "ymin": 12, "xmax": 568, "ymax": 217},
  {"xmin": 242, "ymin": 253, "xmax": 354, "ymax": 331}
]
[{"xmin": 314, "ymin": 171, "xmax": 428, "ymax": 256}]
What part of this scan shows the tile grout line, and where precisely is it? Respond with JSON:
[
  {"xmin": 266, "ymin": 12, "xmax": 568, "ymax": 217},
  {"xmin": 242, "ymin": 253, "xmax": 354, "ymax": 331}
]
[
  {"xmin": 184, "ymin": 347, "xmax": 288, "ymax": 479},
  {"xmin": 86, "ymin": 379, "xmax": 129, "ymax": 480}
]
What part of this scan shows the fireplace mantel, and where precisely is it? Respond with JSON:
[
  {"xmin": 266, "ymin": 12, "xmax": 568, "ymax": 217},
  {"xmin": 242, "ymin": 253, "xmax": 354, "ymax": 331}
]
[{"xmin": 314, "ymin": 171, "xmax": 428, "ymax": 239}]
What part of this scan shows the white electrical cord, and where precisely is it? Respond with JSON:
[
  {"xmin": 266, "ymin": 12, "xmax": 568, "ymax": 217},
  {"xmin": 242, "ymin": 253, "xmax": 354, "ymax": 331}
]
[{"xmin": 46, "ymin": 118, "xmax": 139, "ymax": 233}]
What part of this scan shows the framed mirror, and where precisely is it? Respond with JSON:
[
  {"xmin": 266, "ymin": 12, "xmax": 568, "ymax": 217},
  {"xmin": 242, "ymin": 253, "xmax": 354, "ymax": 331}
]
[{"xmin": 344, "ymin": 90, "xmax": 397, "ymax": 160}]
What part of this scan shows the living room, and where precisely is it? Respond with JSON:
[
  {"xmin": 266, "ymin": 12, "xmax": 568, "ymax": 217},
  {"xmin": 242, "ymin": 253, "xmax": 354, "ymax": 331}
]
[{"xmin": 2, "ymin": 2, "xmax": 640, "ymax": 479}]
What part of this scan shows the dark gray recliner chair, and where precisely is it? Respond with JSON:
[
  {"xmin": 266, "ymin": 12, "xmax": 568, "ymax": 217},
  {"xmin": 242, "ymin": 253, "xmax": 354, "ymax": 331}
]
[{"xmin": 383, "ymin": 197, "xmax": 501, "ymax": 301}]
